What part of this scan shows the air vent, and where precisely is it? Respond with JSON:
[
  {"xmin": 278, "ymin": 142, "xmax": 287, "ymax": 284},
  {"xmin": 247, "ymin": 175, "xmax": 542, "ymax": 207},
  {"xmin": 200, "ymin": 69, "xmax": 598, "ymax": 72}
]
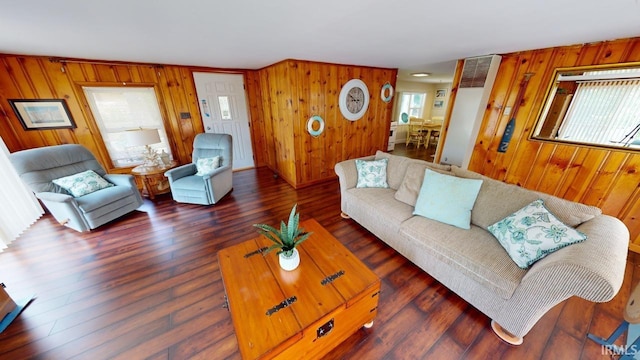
[{"xmin": 460, "ymin": 56, "xmax": 494, "ymax": 88}]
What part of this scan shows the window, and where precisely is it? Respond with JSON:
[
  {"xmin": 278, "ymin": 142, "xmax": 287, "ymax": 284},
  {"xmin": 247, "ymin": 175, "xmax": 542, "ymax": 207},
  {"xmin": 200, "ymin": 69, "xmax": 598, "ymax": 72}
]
[
  {"xmin": 83, "ymin": 86, "xmax": 173, "ymax": 167},
  {"xmin": 397, "ymin": 92, "xmax": 426, "ymax": 123},
  {"xmin": 533, "ymin": 65, "xmax": 640, "ymax": 150}
]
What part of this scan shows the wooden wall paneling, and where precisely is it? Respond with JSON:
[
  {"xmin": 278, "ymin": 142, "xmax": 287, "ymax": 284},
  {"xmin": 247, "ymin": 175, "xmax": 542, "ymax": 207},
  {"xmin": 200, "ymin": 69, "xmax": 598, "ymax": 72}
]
[
  {"xmin": 271, "ymin": 61, "xmax": 296, "ymax": 185},
  {"xmin": 464, "ymin": 37, "xmax": 640, "ymax": 251},
  {"xmin": 94, "ymin": 65, "xmax": 118, "ymax": 83},
  {"xmin": 259, "ymin": 68, "xmax": 276, "ymax": 170},
  {"xmin": 327, "ymin": 63, "xmax": 342, "ymax": 166},
  {"xmin": 244, "ymin": 71, "xmax": 267, "ymax": 167},
  {"xmin": 624, "ymin": 195, "xmax": 640, "ymax": 248},
  {"xmin": 40, "ymin": 60, "xmax": 80, "ymax": 147},
  {"xmin": 156, "ymin": 67, "xmax": 190, "ymax": 165},
  {"xmin": 0, "ymin": 59, "xmax": 25, "ymax": 150},
  {"xmin": 258, "ymin": 69, "xmax": 277, "ymax": 169},
  {"xmin": 600, "ymin": 156, "xmax": 640, "ymax": 216},
  {"xmin": 114, "ymin": 65, "xmax": 133, "ymax": 83},
  {"xmin": 491, "ymin": 50, "xmax": 546, "ymax": 183},
  {"xmin": 288, "ymin": 60, "xmax": 303, "ymax": 186}
]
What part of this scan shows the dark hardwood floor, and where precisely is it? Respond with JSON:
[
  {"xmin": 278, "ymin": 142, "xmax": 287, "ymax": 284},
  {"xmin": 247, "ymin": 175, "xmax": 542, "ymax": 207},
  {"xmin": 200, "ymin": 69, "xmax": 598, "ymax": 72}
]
[{"xmin": 0, "ymin": 163, "xmax": 635, "ymax": 359}]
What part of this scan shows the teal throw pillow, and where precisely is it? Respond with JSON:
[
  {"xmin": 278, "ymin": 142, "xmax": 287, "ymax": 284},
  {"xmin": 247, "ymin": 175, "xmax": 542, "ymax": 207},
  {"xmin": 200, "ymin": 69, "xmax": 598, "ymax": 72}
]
[
  {"xmin": 196, "ymin": 156, "xmax": 221, "ymax": 176},
  {"xmin": 488, "ymin": 199, "xmax": 587, "ymax": 269},
  {"xmin": 52, "ymin": 170, "xmax": 114, "ymax": 197},
  {"xmin": 413, "ymin": 169, "xmax": 482, "ymax": 229},
  {"xmin": 355, "ymin": 158, "xmax": 389, "ymax": 188}
]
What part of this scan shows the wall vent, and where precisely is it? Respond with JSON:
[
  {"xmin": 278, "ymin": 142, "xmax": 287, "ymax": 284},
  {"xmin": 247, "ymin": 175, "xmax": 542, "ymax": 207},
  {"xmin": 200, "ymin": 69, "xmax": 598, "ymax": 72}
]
[{"xmin": 460, "ymin": 56, "xmax": 494, "ymax": 88}]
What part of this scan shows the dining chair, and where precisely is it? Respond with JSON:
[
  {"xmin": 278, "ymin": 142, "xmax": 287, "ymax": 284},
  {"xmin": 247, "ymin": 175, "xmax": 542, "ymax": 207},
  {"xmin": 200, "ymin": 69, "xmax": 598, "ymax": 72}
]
[{"xmin": 405, "ymin": 117, "xmax": 425, "ymax": 148}]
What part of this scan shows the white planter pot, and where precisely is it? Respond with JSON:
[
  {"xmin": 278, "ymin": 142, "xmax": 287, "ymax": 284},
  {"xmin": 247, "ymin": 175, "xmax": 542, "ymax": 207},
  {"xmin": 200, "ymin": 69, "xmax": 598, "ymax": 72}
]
[{"xmin": 279, "ymin": 248, "xmax": 300, "ymax": 271}]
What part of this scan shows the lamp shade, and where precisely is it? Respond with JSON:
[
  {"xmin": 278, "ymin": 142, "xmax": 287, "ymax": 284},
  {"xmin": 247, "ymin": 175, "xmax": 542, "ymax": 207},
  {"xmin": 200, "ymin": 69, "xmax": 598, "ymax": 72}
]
[{"xmin": 125, "ymin": 129, "xmax": 161, "ymax": 147}]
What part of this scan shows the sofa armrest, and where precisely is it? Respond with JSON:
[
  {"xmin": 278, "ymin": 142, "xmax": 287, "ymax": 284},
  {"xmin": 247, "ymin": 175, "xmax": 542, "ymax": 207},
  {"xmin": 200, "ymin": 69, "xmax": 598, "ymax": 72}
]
[
  {"xmin": 164, "ymin": 163, "xmax": 197, "ymax": 182},
  {"xmin": 334, "ymin": 155, "xmax": 376, "ymax": 191},
  {"xmin": 522, "ymin": 214, "xmax": 628, "ymax": 303},
  {"xmin": 201, "ymin": 164, "xmax": 231, "ymax": 180},
  {"xmin": 35, "ymin": 191, "xmax": 74, "ymax": 203},
  {"xmin": 492, "ymin": 214, "xmax": 629, "ymax": 338},
  {"xmin": 103, "ymin": 174, "xmax": 136, "ymax": 188},
  {"xmin": 35, "ymin": 191, "xmax": 91, "ymax": 231}
]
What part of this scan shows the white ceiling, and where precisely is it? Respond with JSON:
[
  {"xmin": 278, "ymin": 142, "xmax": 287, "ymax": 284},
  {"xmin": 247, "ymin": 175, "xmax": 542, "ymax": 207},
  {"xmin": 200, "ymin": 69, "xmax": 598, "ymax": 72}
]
[{"xmin": 1, "ymin": 0, "xmax": 639, "ymax": 84}]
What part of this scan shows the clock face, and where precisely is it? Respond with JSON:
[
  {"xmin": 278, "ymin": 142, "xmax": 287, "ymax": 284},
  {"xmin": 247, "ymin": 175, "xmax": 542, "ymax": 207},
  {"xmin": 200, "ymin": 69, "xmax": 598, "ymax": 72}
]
[
  {"xmin": 346, "ymin": 87, "xmax": 365, "ymax": 114},
  {"xmin": 339, "ymin": 79, "xmax": 370, "ymax": 121}
]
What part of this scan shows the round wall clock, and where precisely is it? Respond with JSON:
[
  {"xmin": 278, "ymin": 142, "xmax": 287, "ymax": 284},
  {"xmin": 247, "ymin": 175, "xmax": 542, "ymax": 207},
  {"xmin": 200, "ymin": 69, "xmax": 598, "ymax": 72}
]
[
  {"xmin": 339, "ymin": 79, "xmax": 370, "ymax": 121},
  {"xmin": 380, "ymin": 82, "xmax": 394, "ymax": 103}
]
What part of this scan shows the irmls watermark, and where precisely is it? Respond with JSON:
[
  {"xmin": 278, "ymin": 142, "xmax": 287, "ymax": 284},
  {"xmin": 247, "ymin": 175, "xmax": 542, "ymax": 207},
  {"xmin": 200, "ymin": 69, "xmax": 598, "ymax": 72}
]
[{"xmin": 601, "ymin": 343, "xmax": 639, "ymax": 356}]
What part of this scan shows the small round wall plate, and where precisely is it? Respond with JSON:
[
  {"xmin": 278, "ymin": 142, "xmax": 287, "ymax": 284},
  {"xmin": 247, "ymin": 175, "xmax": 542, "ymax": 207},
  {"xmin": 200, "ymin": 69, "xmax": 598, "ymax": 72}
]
[
  {"xmin": 381, "ymin": 82, "xmax": 394, "ymax": 103},
  {"xmin": 400, "ymin": 112, "xmax": 409, "ymax": 124},
  {"xmin": 307, "ymin": 115, "xmax": 325, "ymax": 137}
]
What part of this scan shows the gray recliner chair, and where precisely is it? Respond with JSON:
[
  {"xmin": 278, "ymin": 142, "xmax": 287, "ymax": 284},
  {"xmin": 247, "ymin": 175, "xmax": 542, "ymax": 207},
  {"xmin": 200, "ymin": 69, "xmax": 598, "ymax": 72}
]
[
  {"xmin": 9, "ymin": 144, "xmax": 144, "ymax": 232},
  {"xmin": 164, "ymin": 133, "xmax": 233, "ymax": 205}
]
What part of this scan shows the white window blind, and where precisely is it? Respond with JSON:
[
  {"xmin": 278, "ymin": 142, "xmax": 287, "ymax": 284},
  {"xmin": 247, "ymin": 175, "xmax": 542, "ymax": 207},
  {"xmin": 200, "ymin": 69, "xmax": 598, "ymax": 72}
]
[
  {"xmin": 557, "ymin": 75, "xmax": 640, "ymax": 147},
  {"xmin": 1, "ymin": 137, "xmax": 43, "ymax": 250},
  {"xmin": 83, "ymin": 87, "xmax": 172, "ymax": 167}
]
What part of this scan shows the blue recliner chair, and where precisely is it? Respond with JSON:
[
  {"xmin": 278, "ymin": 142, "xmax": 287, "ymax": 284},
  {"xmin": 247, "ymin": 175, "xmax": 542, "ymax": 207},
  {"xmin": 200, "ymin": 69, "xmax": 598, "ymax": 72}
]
[
  {"xmin": 164, "ymin": 133, "xmax": 233, "ymax": 205},
  {"xmin": 9, "ymin": 144, "xmax": 144, "ymax": 232}
]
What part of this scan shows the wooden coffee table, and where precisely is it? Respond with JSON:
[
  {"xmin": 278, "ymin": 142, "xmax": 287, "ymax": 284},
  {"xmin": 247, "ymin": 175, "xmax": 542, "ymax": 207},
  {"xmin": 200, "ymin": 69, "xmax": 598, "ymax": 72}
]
[{"xmin": 218, "ymin": 219, "xmax": 380, "ymax": 359}]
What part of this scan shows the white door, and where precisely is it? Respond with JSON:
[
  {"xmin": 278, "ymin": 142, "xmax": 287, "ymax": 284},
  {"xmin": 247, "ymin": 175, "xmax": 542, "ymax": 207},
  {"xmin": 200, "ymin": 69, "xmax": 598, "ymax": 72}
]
[{"xmin": 193, "ymin": 72, "xmax": 255, "ymax": 170}]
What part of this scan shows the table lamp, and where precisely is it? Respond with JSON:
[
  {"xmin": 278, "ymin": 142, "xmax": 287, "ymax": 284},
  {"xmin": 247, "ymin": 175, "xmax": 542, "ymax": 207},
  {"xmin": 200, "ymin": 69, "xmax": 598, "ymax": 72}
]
[{"xmin": 125, "ymin": 128, "xmax": 161, "ymax": 167}]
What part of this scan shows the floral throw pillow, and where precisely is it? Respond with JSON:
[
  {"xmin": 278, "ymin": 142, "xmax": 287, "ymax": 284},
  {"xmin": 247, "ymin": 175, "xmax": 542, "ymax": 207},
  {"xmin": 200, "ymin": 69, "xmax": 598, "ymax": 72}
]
[
  {"xmin": 488, "ymin": 199, "xmax": 587, "ymax": 269},
  {"xmin": 196, "ymin": 156, "xmax": 221, "ymax": 176},
  {"xmin": 52, "ymin": 170, "xmax": 114, "ymax": 197},
  {"xmin": 355, "ymin": 158, "xmax": 389, "ymax": 188}
]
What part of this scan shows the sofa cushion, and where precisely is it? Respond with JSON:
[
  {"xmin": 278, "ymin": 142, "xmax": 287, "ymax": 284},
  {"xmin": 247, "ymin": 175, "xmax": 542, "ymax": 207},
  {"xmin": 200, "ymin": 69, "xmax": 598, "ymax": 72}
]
[
  {"xmin": 52, "ymin": 170, "xmax": 114, "ymax": 197},
  {"xmin": 395, "ymin": 162, "xmax": 453, "ymax": 206},
  {"xmin": 488, "ymin": 199, "xmax": 587, "ymax": 269},
  {"xmin": 356, "ymin": 158, "xmax": 389, "ymax": 188},
  {"xmin": 374, "ymin": 151, "xmax": 413, "ymax": 190},
  {"xmin": 451, "ymin": 167, "xmax": 601, "ymax": 229},
  {"xmin": 400, "ymin": 216, "xmax": 526, "ymax": 299},
  {"xmin": 414, "ymin": 169, "xmax": 483, "ymax": 229},
  {"xmin": 75, "ymin": 185, "xmax": 136, "ymax": 213}
]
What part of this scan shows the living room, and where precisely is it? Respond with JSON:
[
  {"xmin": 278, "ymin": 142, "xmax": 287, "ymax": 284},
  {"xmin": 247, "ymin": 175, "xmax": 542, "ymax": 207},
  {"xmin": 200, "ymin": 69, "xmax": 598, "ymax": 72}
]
[{"xmin": 1, "ymin": 1, "xmax": 640, "ymax": 358}]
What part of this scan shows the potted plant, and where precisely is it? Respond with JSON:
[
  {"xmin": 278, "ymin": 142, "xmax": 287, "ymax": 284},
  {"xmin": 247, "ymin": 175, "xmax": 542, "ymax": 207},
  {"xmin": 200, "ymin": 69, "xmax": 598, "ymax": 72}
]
[{"xmin": 253, "ymin": 204, "xmax": 311, "ymax": 271}]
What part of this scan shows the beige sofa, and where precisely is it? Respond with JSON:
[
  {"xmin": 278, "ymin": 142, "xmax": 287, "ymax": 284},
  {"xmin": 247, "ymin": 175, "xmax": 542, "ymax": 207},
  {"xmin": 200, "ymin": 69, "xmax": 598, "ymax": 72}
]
[{"xmin": 335, "ymin": 151, "xmax": 629, "ymax": 344}]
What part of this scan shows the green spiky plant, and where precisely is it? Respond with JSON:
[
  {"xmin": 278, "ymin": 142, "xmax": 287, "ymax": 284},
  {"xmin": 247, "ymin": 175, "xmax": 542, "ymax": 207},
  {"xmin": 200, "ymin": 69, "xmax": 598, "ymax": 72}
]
[{"xmin": 253, "ymin": 204, "xmax": 311, "ymax": 257}]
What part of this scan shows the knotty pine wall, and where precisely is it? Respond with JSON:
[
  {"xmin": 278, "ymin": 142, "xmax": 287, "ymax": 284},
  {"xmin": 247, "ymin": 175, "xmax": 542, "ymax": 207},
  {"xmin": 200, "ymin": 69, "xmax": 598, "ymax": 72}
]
[
  {"xmin": 464, "ymin": 37, "xmax": 640, "ymax": 250},
  {"xmin": 0, "ymin": 54, "xmax": 250, "ymax": 172},
  {"xmin": 247, "ymin": 60, "xmax": 397, "ymax": 188}
]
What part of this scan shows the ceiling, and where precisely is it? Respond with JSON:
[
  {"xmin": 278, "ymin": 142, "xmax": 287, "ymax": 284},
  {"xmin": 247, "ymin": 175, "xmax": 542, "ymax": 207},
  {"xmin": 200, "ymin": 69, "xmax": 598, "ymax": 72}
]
[{"xmin": 1, "ymin": 0, "xmax": 639, "ymax": 84}]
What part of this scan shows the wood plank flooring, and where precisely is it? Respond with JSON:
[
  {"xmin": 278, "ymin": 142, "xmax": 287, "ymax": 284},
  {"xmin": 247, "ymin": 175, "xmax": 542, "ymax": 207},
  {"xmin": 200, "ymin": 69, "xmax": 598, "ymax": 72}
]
[{"xmin": 0, "ymin": 165, "xmax": 635, "ymax": 359}]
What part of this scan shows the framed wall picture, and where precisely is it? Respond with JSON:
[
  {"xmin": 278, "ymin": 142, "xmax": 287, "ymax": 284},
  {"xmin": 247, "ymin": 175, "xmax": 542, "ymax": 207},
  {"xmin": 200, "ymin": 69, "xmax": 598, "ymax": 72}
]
[
  {"xmin": 435, "ymin": 89, "xmax": 447, "ymax": 98},
  {"xmin": 433, "ymin": 100, "xmax": 444, "ymax": 109},
  {"xmin": 8, "ymin": 99, "xmax": 76, "ymax": 130}
]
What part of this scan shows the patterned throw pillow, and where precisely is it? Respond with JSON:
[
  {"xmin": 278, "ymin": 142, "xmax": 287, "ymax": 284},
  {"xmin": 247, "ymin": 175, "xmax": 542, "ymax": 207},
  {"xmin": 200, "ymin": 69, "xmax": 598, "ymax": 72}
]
[
  {"xmin": 196, "ymin": 156, "xmax": 221, "ymax": 176},
  {"xmin": 52, "ymin": 170, "xmax": 114, "ymax": 197},
  {"xmin": 355, "ymin": 158, "xmax": 389, "ymax": 188},
  {"xmin": 488, "ymin": 199, "xmax": 587, "ymax": 269}
]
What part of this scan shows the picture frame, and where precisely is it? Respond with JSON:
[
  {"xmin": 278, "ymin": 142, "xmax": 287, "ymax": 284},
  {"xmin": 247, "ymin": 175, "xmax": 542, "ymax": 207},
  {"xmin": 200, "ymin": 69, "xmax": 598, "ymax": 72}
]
[
  {"xmin": 8, "ymin": 99, "xmax": 76, "ymax": 130},
  {"xmin": 435, "ymin": 89, "xmax": 447, "ymax": 98},
  {"xmin": 433, "ymin": 100, "xmax": 444, "ymax": 109}
]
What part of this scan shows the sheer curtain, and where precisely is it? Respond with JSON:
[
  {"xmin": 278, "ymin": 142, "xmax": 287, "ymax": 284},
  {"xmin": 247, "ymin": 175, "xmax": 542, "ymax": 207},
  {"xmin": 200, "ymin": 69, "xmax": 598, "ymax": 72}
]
[{"xmin": 0, "ymin": 137, "xmax": 43, "ymax": 251}]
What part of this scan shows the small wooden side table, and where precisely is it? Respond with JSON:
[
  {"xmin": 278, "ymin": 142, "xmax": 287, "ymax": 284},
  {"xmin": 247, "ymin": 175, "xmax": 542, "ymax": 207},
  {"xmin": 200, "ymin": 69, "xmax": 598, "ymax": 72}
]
[{"xmin": 131, "ymin": 161, "xmax": 178, "ymax": 200}]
